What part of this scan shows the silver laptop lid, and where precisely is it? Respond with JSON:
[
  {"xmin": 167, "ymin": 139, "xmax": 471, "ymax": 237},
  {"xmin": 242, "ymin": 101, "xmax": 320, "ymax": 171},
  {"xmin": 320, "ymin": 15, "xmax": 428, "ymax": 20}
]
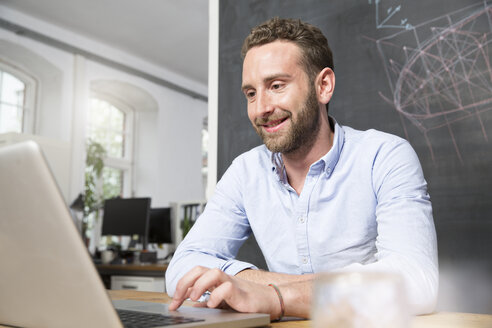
[
  {"xmin": 0, "ymin": 141, "xmax": 270, "ymax": 328},
  {"xmin": 0, "ymin": 141, "xmax": 122, "ymax": 328}
]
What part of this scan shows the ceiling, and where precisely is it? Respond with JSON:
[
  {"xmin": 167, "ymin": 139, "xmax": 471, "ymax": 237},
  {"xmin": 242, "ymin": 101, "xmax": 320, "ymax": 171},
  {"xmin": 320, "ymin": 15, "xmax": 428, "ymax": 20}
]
[{"xmin": 0, "ymin": 0, "xmax": 209, "ymax": 86}]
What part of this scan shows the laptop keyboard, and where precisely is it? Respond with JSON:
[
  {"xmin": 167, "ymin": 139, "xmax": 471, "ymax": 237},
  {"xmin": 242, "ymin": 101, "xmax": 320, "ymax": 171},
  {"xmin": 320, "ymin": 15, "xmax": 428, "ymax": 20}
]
[{"xmin": 117, "ymin": 309, "xmax": 205, "ymax": 328}]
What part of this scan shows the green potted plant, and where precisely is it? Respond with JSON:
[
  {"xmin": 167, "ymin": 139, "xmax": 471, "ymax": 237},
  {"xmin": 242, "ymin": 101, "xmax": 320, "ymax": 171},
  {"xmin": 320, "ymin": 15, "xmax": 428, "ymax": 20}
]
[{"xmin": 82, "ymin": 139, "xmax": 106, "ymax": 246}]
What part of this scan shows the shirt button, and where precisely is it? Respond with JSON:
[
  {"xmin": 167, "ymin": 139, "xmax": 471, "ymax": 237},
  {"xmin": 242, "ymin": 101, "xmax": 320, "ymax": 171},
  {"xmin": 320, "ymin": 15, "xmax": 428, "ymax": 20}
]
[
  {"xmin": 299, "ymin": 216, "xmax": 306, "ymax": 224},
  {"xmin": 302, "ymin": 257, "xmax": 308, "ymax": 264}
]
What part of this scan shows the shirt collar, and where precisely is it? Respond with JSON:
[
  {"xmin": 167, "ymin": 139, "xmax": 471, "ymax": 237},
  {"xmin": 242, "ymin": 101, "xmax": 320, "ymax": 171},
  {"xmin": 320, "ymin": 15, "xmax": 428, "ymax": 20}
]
[
  {"xmin": 270, "ymin": 116, "xmax": 345, "ymax": 181},
  {"xmin": 320, "ymin": 117, "xmax": 344, "ymax": 177},
  {"xmin": 271, "ymin": 152, "xmax": 288, "ymax": 184}
]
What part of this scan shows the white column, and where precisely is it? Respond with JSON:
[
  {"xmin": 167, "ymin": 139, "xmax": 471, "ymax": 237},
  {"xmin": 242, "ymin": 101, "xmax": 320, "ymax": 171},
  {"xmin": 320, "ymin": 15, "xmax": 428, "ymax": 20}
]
[
  {"xmin": 207, "ymin": 0, "xmax": 219, "ymax": 199},
  {"xmin": 69, "ymin": 54, "xmax": 89, "ymax": 202}
]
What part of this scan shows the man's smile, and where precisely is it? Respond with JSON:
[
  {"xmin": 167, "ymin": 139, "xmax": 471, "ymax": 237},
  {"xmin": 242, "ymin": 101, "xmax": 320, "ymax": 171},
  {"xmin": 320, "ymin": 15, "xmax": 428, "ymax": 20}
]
[
  {"xmin": 263, "ymin": 117, "xmax": 289, "ymax": 132},
  {"xmin": 257, "ymin": 115, "xmax": 290, "ymax": 133}
]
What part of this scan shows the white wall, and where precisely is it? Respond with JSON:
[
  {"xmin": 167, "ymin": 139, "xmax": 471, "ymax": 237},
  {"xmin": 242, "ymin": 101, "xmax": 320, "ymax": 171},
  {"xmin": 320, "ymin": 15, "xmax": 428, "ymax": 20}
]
[
  {"xmin": 0, "ymin": 31, "xmax": 73, "ymax": 142},
  {"xmin": 0, "ymin": 5, "xmax": 208, "ymax": 207},
  {"xmin": 155, "ymin": 91, "xmax": 207, "ymax": 204}
]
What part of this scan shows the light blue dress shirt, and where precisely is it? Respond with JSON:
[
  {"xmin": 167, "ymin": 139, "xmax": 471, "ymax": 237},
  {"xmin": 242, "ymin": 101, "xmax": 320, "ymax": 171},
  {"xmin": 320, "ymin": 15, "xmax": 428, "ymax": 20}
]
[{"xmin": 166, "ymin": 118, "xmax": 438, "ymax": 314}]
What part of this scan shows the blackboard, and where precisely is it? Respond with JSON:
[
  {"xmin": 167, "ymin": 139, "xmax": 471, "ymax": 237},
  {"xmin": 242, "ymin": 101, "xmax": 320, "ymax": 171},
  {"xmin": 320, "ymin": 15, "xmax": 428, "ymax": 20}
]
[{"xmin": 218, "ymin": 0, "xmax": 492, "ymax": 267}]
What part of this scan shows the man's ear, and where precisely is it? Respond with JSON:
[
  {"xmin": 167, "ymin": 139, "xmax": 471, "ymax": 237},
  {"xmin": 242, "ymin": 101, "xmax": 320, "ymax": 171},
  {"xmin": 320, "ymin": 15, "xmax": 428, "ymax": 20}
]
[{"xmin": 316, "ymin": 68, "xmax": 335, "ymax": 105}]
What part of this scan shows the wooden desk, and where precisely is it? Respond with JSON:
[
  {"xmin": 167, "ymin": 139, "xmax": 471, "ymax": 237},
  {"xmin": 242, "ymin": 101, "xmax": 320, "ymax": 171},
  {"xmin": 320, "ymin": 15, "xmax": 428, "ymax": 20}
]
[
  {"xmin": 109, "ymin": 290, "xmax": 492, "ymax": 328},
  {"xmin": 96, "ymin": 263, "xmax": 167, "ymax": 290},
  {"xmin": 96, "ymin": 263, "xmax": 168, "ymax": 277}
]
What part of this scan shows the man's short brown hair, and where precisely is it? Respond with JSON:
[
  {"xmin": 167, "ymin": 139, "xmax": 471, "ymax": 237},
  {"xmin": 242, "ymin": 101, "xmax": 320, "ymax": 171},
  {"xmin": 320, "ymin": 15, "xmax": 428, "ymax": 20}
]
[{"xmin": 241, "ymin": 17, "xmax": 334, "ymax": 82}]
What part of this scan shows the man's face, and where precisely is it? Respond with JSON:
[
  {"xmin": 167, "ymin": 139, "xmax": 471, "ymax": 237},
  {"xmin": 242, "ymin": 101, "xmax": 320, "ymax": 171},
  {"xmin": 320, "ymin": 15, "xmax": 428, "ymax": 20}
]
[{"xmin": 242, "ymin": 41, "xmax": 321, "ymax": 154}]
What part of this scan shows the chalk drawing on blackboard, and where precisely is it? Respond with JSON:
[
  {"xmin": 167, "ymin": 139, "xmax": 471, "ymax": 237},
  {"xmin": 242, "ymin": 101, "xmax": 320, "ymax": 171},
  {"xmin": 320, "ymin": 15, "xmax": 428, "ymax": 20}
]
[
  {"xmin": 368, "ymin": 0, "xmax": 413, "ymax": 30},
  {"xmin": 376, "ymin": 1, "xmax": 492, "ymax": 163}
]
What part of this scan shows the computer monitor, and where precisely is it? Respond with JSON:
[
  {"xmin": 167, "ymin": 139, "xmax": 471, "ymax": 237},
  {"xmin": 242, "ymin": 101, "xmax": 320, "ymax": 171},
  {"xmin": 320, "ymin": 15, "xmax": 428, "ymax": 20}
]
[
  {"xmin": 101, "ymin": 197, "xmax": 151, "ymax": 249},
  {"xmin": 147, "ymin": 207, "xmax": 172, "ymax": 244}
]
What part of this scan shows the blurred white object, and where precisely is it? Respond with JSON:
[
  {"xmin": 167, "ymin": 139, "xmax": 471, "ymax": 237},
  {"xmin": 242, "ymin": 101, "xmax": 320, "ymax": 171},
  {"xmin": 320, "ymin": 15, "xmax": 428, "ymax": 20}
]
[
  {"xmin": 101, "ymin": 250, "xmax": 115, "ymax": 264},
  {"xmin": 312, "ymin": 272, "xmax": 410, "ymax": 328}
]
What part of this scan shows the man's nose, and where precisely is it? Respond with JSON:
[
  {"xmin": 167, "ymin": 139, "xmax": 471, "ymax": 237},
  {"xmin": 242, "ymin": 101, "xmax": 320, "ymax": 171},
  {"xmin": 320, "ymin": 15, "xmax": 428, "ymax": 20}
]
[{"xmin": 256, "ymin": 90, "xmax": 274, "ymax": 117}]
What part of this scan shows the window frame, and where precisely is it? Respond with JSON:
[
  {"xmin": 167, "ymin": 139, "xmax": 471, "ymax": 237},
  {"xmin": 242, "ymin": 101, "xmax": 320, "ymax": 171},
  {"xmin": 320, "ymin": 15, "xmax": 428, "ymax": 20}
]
[
  {"xmin": 88, "ymin": 91, "xmax": 134, "ymax": 197},
  {"xmin": 0, "ymin": 61, "xmax": 37, "ymax": 134}
]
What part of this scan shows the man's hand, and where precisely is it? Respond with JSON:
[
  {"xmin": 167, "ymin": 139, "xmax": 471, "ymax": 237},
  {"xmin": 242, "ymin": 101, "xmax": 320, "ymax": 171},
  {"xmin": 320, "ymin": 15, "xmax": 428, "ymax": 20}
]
[{"xmin": 168, "ymin": 266, "xmax": 282, "ymax": 320}]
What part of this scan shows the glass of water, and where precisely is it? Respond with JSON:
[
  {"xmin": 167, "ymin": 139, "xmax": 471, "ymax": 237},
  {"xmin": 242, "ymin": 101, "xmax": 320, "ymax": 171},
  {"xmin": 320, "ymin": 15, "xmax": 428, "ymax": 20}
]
[{"xmin": 311, "ymin": 272, "xmax": 410, "ymax": 328}]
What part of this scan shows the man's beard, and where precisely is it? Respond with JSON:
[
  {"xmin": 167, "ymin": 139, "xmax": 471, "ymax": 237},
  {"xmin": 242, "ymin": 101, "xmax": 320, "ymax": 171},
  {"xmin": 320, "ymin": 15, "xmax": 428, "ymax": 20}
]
[{"xmin": 253, "ymin": 87, "xmax": 321, "ymax": 154}]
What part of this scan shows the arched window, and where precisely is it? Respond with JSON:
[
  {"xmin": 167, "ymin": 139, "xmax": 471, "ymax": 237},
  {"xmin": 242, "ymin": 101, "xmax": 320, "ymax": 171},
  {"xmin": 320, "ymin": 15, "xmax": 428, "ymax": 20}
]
[
  {"xmin": 0, "ymin": 64, "xmax": 36, "ymax": 134},
  {"xmin": 87, "ymin": 95, "xmax": 133, "ymax": 199}
]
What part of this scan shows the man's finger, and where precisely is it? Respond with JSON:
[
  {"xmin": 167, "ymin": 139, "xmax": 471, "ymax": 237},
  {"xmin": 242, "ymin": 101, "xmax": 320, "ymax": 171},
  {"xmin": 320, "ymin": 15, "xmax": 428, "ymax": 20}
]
[
  {"xmin": 188, "ymin": 268, "xmax": 230, "ymax": 301},
  {"xmin": 173, "ymin": 266, "xmax": 207, "ymax": 298},
  {"xmin": 168, "ymin": 287, "xmax": 193, "ymax": 311},
  {"xmin": 206, "ymin": 280, "xmax": 238, "ymax": 309},
  {"xmin": 168, "ymin": 298, "xmax": 182, "ymax": 311},
  {"xmin": 170, "ymin": 266, "xmax": 208, "ymax": 310}
]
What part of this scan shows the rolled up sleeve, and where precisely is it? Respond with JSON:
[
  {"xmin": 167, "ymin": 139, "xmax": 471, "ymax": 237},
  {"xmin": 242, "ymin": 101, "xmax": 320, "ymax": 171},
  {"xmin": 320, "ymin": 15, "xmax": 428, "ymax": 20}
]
[{"xmin": 165, "ymin": 160, "xmax": 257, "ymax": 296}]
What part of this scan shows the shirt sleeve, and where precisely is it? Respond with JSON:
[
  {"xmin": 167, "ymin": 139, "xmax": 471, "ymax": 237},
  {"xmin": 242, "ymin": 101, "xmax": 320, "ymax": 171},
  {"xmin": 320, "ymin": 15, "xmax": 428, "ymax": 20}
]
[
  {"xmin": 165, "ymin": 159, "xmax": 258, "ymax": 296},
  {"xmin": 337, "ymin": 138, "xmax": 438, "ymax": 315}
]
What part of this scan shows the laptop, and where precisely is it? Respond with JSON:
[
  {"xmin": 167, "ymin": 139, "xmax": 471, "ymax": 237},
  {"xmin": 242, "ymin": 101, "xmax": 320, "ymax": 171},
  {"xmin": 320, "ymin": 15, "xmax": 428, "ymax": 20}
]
[{"xmin": 0, "ymin": 141, "xmax": 270, "ymax": 328}]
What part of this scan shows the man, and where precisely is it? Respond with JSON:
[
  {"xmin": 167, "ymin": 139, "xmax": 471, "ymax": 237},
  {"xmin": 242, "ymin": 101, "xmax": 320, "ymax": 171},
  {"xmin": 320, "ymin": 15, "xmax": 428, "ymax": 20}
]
[{"xmin": 166, "ymin": 17, "xmax": 438, "ymax": 320}]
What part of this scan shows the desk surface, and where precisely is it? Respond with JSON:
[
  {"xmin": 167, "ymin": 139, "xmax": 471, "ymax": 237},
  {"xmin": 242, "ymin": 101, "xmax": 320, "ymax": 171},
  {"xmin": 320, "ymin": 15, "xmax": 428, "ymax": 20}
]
[
  {"xmin": 97, "ymin": 263, "xmax": 168, "ymax": 272},
  {"xmin": 96, "ymin": 263, "xmax": 168, "ymax": 279},
  {"xmin": 109, "ymin": 290, "xmax": 492, "ymax": 328}
]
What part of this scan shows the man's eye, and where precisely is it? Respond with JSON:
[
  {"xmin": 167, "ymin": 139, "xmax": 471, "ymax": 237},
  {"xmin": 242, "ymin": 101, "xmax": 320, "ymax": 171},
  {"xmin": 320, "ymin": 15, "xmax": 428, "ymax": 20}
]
[
  {"xmin": 272, "ymin": 83, "xmax": 283, "ymax": 90},
  {"xmin": 246, "ymin": 91, "xmax": 256, "ymax": 99}
]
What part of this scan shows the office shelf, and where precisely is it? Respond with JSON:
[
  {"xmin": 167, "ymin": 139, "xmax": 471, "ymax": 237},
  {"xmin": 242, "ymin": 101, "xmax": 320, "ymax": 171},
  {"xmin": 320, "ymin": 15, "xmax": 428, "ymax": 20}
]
[{"xmin": 169, "ymin": 201, "xmax": 206, "ymax": 248}]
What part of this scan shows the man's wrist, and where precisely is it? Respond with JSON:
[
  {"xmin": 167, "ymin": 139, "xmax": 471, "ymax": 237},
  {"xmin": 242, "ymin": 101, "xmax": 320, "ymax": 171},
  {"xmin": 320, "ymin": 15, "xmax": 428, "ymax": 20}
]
[
  {"xmin": 268, "ymin": 283, "xmax": 285, "ymax": 321},
  {"xmin": 280, "ymin": 280, "xmax": 313, "ymax": 319}
]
